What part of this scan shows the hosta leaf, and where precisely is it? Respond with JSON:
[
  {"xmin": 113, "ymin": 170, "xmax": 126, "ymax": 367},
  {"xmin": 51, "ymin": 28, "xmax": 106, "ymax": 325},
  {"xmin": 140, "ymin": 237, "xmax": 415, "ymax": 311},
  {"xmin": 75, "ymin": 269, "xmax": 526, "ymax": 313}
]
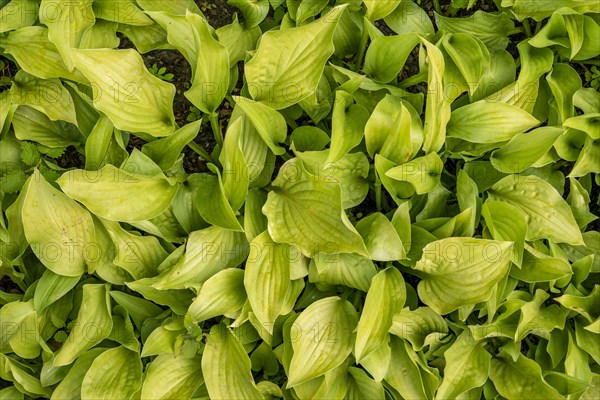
[
  {"xmin": 312, "ymin": 253, "xmax": 377, "ymax": 292},
  {"xmin": 57, "ymin": 165, "xmax": 178, "ymax": 222},
  {"xmin": 327, "ymin": 90, "xmax": 370, "ymax": 164},
  {"xmin": 81, "ymin": 346, "xmax": 143, "ymax": 400},
  {"xmin": 435, "ymin": 11, "xmax": 515, "ymax": 51},
  {"xmin": 489, "ymin": 352, "xmax": 563, "ymax": 399},
  {"xmin": 187, "ymin": 269, "xmax": 246, "ymax": 322},
  {"xmin": 481, "ymin": 200, "xmax": 526, "ymax": 267},
  {"xmin": 263, "ymin": 158, "xmax": 367, "ymax": 257},
  {"xmin": 245, "ymin": 5, "xmax": 346, "ymax": 109},
  {"xmin": 422, "ymin": 39, "xmax": 451, "ymax": 153},
  {"xmin": 491, "ymin": 127, "xmax": 564, "ymax": 173},
  {"xmin": 364, "ymin": 0, "xmax": 401, "ymax": 21},
  {"xmin": 413, "ymin": 238, "xmax": 513, "ymax": 314},
  {"xmin": 386, "ymin": 152, "xmax": 443, "ymax": 195},
  {"xmin": 364, "ymin": 34, "xmax": 420, "ymax": 83},
  {"xmin": 10, "ymin": 71, "xmax": 78, "ymax": 124},
  {"xmin": 33, "ymin": 270, "xmax": 80, "ymax": 312},
  {"xmin": 234, "ymin": 96, "xmax": 287, "ymax": 156},
  {"xmin": 385, "ymin": 336, "xmax": 438, "ymax": 400},
  {"xmin": 355, "ymin": 267, "xmax": 406, "ymax": 362},
  {"xmin": 355, "ymin": 213, "xmax": 406, "ymax": 261},
  {"xmin": 447, "ymin": 100, "xmax": 540, "ymax": 143},
  {"xmin": 141, "ymin": 354, "xmax": 204, "ymax": 400},
  {"xmin": 511, "ymin": 245, "xmax": 572, "ymax": 283},
  {"xmin": 184, "ymin": 12, "xmax": 229, "ymax": 115},
  {"xmin": 288, "ymin": 297, "xmax": 358, "ymax": 387},
  {"xmin": 488, "ymin": 174, "xmax": 583, "ymax": 245},
  {"xmin": 436, "ymin": 330, "xmax": 491, "ymax": 400},
  {"xmin": 390, "ymin": 307, "xmax": 449, "ymax": 351},
  {"xmin": 92, "ymin": 0, "xmax": 153, "ymax": 25},
  {"xmin": 71, "ymin": 48, "xmax": 177, "ymax": 136},
  {"xmin": 54, "ymin": 284, "xmax": 112, "ymax": 367},
  {"xmin": 0, "ymin": 26, "xmax": 86, "ymax": 82},
  {"xmin": 385, "ymin": 0, "xmax": 434, "ymax": 36},
  {"xmin": 0, "ymin": 0, "xmax": 39, "ymax": 33},
  {"xmin": 442, "ymin": 33, "xmax": 490, "ymax": 94},
  {"xmin": 202, "ymin": 324, "xmax": 264, "ymax": 399},
  {"xmin": 39, "ymin": 0, "xmax": 94, "ymax": 71},
  {"xmin": 22, "ymin": 171, "xmax": 95, "ymax": 277},
  {"xmin": 244, "ymin": 231, "xmax": 290, "ymax": 335},
  {"xmin": 347, "ymin": 367, "xmax": 385, "ymax": 399},
  {"xmin": 296, "ymin": 150, "xmax": 370, "ymax": 209},
  {"xmin": 152, "ymin": 226, "xmax": 249, "ymax": 289},
  {"xmin": 142, "ymin": 120, "xmax": 202, "ymax": 170}
]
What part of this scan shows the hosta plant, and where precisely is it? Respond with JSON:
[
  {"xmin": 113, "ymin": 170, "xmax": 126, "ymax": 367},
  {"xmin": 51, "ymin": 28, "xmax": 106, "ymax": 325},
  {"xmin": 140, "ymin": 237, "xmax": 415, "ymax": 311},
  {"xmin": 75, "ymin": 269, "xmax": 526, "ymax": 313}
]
[{"xmin": 0, "ymin": 0, "xmax": 599, "ymax": 399}]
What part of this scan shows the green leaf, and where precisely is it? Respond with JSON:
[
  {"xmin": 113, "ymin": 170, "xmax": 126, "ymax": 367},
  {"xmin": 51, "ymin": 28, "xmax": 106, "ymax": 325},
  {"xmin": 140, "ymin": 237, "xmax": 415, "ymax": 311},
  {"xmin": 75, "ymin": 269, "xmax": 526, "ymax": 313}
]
[
  {"xmin": 187, "ymin": 269, "xmax": 246, "ymax": 322},
  {"xmin": 355, "ymin": 213, "xmax": 406, "ymax": 261},
  {"xmin": 202, "ymin": 324, "xmax": 264, "ymax": 399},
  {"xmin": 11, "ymin": 71, "xmax": 78, "ymax": 124},
  {"xmin": 481, "ymin": 200, "xmax": 527, "ymax": 267},
  {"xmin": 184, "ymin": 12, "xmax": 229, "ymax": 115},
  {"xmin": 296, "ymin": 150, "xmax": 370, "ymax": 209},
  {"xmin": 71, "ymin": 48, "xmax": 177, "ymax": 136},
  {"xmin": 488, "ymin": 174, "xmax": 583, "ymax": 245},
  {"xmin": 22, "ymin": 171, "xmax": 95, "ymax": 276},
  {"xmin": 244, "ymin": 231, "xmax": 290, "ymax": 336},
  {"xmin": 245, "ymin": 5, "xmax": 346, "ymax": 109},
  {"xmin": 263, "ymin": 158, "xmax": 367, "ymax": 257},
  {"xmin": 436, "ymin": 330, "xmax": 491, "ymax": 400},
  {"xmin": 364, "ymin": 34, "xmax": 420, "ymax": 83},
  {"xmin": 447, "ymin": 100, "xmax": 540, "ymax": 143},
  {"xmin": 39, "ymin": 0, "xmax": 94, "ymax": 71},
  {"xmin": 54, "ymin": 284, "xmax": 112, "ymax": 366},
  {"xmin": 142, "ymin": 120, "xmax": 202, "ymax": 170},
  {"xmin": 57, "ymin": 165, "xmax": 178, "ymax": 222},
  {"xmin": 364, "ymin": 0, "xmax": 401, "ymax": 21},
  {"xmin": 19, "ymin": 142, "xmax": 39, "ymax": 166},
  {"xmin": 81, "ymin": 346, "xmax": 143, "ymax": 400},
  {"xmin": 489, "ymin": 352, "xmax": 563, "ymax": 399},
  {"xmin": 390, "ymin": 307, "xmax": 449, "ymax": 351},
  {"xmin": 312, "ymin": 253, "xmax": 377, "ymax": 292},
  {"xmin": 0, "ymin": 0, "xmax": 39, "ymax": 33},
  {"xmin": 152, "ymin": 226, "xmax": 248, "ymax": 289},
  {"xmin": 365, "ymin": 95, "xmax": 421, "ymax": 164},
  {"xmin": 386, "ymin": 152, "xmax": 443, "ymax": 195},
  {"xmin": 347, "ymin": 367, "xmax": 385, "ymax": 399},
  {"xmin": 33, "ymin": 270, "xmax": 79, "ymax": 312},
  {"xmin": 413, "ymin": 238, "xmax": 513, "ymax": 314},
  {"xmin": 0, "ymin": 26, "xmax": 86, "ymax": 82},
  {"xmin": 234, "ymin": 96, "xmax": 287, "ymax": 155},
  {"xmin": 355, "ymin": 267, "xmax": 405, "ymax": 362},
  {"xmin": 291, "ymin": 126, "xmax": 330, "ymax": 152},
  {"xmin": 327, "ymin": 90, "xmax": 370, "ymax": 163},
  {"xmin": 435, "ymin": 11, "xmax": 515, "ymax": 51},
  {"xmin": 385, "ymin": 0, "xmax": 434, "ymax": 37},
  {"xmin": 141, "ymin": 354, "xmax": 204, "ymax": 400},
  {"xmin": 385, "ymin": 336, "xmax": 438, "ymax": 400},
  {"xmin": 442, "ymin": 33, "xmax": 490, "ymax": 95},
  {"xmin": 422, "ymin": 39, "xmax": 451, "ymax": 153},
  {"xmin": 510, "ymin": 244, "xmax": 572, "ymax": 283},
  {"xmin": 93, "ymin": 0, "xmax": 153, "ymax": 25},
  {"xmin": 288, "ymin": 297, "xmax": 358, "ymax": 387},
  {"xmin": 491, "ymin": 127, "xmax": 564, "ymax": 173}
]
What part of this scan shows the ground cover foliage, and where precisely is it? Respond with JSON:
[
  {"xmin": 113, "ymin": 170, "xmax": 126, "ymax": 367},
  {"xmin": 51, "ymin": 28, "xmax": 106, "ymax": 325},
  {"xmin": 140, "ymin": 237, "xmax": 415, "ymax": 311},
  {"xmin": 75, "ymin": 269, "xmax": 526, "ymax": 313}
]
[{"xmin": 0, "ymin": 0, "xmax": 599, "ymax": 399}]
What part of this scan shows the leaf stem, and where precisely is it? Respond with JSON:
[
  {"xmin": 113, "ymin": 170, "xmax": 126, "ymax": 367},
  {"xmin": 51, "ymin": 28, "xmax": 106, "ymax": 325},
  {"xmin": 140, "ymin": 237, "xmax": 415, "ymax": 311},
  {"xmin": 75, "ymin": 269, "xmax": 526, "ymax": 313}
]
[
  {"xmin": 208, "ymin": 113, "xmax": 223, "ymax": 147},
  {"xmin": 433, "ymin": 0, "xmax": 442, "ymax": 15},
  {"xmin": 354, "ymin": 23, "xmax": 370, "ymax": 73},
  {"xmin": 375, "ymin": 173, "xmax": 382, "ymax": 212},
  {"xmin": 522, "ymin": 19, "xmax": 532, "ymax": 37},
  {"xmin": 578, "ymin": 60, "xmax": 600, "ymax": 67},
  {"xmin": 187, "ymin": 141, "xmax": 214, "ymax": 164}
]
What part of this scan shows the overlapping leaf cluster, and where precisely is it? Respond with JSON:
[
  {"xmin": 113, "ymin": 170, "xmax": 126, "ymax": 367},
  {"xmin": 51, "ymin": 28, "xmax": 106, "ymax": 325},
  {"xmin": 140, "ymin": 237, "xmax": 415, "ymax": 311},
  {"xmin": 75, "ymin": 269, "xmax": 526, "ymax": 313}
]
[{"xmin": 0, "ymin": 0, "xmax": 599, "ymax": 399}]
